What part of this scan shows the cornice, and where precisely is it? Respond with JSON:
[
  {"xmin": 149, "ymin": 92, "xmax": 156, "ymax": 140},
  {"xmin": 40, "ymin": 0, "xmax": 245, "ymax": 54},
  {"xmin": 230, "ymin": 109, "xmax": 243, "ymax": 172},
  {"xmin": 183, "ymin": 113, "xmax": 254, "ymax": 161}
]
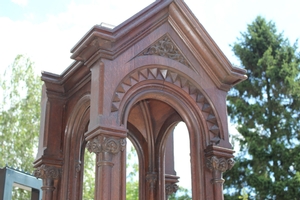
[
  {"xmin": 68, "ymin": 0, "xmax": 246, "ymax": 91},
  {"xmin": 168, "ymin": 0, "xmax": 247, "ymax": 90},
  {"xmin": 70, "ymin": 1, "xmax": 173, "ymax": 64},
  {"xmin": 41, "ymin": 60, "xmax": 91, "ymax": 97}
]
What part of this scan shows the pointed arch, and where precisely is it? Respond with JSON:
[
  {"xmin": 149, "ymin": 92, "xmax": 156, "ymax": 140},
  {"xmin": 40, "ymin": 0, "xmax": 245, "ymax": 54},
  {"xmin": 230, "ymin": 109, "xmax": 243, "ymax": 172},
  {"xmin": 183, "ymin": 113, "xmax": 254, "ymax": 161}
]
[{"xmin": 117, "ymin": 78, "xmax": 207, "ymax": 199}]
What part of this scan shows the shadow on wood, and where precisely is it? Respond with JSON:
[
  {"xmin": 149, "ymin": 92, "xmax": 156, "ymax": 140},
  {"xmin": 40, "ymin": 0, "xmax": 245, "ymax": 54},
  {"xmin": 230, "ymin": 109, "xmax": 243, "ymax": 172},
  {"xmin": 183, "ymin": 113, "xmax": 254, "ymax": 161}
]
[{"xmin": 33, "ymin": 0, "xmax": 246, "ymax": 199}]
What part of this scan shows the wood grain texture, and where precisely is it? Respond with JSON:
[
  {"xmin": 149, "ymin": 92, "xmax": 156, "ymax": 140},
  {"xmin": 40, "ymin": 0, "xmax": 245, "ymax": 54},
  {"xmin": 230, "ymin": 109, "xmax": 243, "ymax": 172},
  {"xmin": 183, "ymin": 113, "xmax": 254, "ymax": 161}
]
[{"xmin": 34, "ymin": 0, "xmax": 246, "ymax": 199}]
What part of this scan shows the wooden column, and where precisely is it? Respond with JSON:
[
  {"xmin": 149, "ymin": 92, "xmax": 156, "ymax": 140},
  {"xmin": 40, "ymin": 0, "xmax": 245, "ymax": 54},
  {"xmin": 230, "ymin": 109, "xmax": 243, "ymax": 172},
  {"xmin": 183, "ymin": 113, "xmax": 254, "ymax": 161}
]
[
  {"xmin": 86, "ymin": 135, "xmax": 126, "ymax": 200},
  {"xmin": 164, "ymin": 130, "xmax": 179, "ymax": 199},
  {"xmin": 145, "ymin": 172, "xmax": 157, "ymax": 200},
  {"xmin": 205, "ymin": 145, "xmax": 235, "ymax": 200}
]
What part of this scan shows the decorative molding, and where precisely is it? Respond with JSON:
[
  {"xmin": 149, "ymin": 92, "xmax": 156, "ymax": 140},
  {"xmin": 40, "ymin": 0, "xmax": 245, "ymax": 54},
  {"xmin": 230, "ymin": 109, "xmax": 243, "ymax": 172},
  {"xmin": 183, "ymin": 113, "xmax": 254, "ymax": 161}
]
[
  {"xmin": 206, "ymin": 156, "xmax": 235, "ymax": 173},
  {"xmin": 139, "ymin": 35, "xmax": 191, "ymax": 69},
  {"xmin": 165, "ymin": 183, "xmax": 179, "ymax": 196},
  {"xmin": 33, "ymin": 165, "xmax": 61, "ymax": 180},
  {"xmin": 146, "ymin": 172, "xmax": 157, "ymax": 189},
  {"xmin": 111, "ymin": 66, "xmax": 221, "ymax": 137},
  {"xmin": 87, "ymin": 136, "xmax": 126, "ymax": 155}
]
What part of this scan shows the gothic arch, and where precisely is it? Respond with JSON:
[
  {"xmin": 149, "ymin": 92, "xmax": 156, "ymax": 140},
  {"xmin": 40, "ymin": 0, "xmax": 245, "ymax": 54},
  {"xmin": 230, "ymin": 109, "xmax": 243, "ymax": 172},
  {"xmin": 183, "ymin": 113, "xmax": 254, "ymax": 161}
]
[{"xmin": 115, "ymin": 74, "xmax": 209, "ymax": 198}]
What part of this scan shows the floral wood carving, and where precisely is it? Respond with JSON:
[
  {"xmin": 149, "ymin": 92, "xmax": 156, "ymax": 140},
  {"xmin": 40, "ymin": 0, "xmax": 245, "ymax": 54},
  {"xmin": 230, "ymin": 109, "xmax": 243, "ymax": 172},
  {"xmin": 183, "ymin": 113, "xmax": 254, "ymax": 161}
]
[
  {"xmin": 165, "ymin": 183, "xmax": 179, "ymax": 196},
  {"xmin": 206, "ymin": 156, "xmax": 235, "ymax": 173},
  {"xmin": 111, "ymin": 67, "xmax": 221, "ymax": 137},
  {"xmin": 33, "ymin": 164, "xmax": 61, "ymax": 179},
  {"xmin": 87, "ymin": 136, "xmax": 126, "ymax": 155},
  {"xmin": 140, "ymin": 35, "xmax": 191, "ymax": 69}
]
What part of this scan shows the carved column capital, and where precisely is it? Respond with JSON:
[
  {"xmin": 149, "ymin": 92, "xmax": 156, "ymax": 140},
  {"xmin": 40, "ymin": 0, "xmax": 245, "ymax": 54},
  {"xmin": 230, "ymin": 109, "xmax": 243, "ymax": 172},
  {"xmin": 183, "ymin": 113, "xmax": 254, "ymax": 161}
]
[
  {"xmin": 166, "ymin": 183, "xmax": 179, "ymax": 196},
  {"xmin": 86, "ymin": 135, "xmax": 126, "ymax": 155},
  {"xmin": 206, "ymin": 156, "xmax": 235, "ymax": 173},
  {"xmin": 206, "ymin": 156, "xmax": 235, "ymax": 186},
  {"xmin": 34, "ymin": 164, "xmax": 61, "ymax": 200},
  {"xmin": 33, "ymin": 164, "xmax": 61, "ymax": 180}
]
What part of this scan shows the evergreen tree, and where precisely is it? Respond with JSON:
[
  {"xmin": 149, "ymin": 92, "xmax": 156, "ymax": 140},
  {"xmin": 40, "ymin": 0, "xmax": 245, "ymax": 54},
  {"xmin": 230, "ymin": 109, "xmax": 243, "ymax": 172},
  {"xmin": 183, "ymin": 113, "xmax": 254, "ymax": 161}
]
[{"xmin": 224, "ymin": 16, "xmax": 300, "ymax": 199}]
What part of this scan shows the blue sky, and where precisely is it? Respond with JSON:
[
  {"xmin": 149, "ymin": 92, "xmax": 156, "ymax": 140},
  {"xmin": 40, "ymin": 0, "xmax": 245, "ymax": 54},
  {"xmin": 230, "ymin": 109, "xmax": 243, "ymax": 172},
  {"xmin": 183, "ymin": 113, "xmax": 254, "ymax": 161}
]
[{"xmin": 0, "ymin": 0, "xmax": 299, "ymax": 74}]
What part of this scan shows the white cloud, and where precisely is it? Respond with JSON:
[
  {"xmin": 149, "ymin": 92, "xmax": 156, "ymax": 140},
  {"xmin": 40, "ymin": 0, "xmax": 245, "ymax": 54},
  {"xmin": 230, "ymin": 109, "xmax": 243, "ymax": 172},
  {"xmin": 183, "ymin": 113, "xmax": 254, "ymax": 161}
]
[
  {"xmin": 1, "ymin": 0, "xmax": 299, "ymax": 75},
  {"xmin": 11, "ymin": 0, "xmax": 28, "ymax": 6},
  {"xmin": 0, "ymin": 0, "xmax": 155, "ymax": 75}
]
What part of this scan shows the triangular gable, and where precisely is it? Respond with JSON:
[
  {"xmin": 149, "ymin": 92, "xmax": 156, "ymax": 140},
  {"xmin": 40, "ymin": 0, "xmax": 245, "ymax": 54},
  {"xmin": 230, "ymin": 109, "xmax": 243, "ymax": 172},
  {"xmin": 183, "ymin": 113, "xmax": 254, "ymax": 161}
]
[{"xmin": 70, "ymin": 0, "xmax": 246, "ymax": 90}]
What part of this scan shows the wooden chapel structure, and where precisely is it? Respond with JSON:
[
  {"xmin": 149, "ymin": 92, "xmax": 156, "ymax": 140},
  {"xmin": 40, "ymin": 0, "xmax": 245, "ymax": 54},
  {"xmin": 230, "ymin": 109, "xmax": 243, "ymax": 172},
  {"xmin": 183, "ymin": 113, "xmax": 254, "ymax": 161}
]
[{"xmin": 33, "ymin": 0, "xmax": 247, "ymax": 199}]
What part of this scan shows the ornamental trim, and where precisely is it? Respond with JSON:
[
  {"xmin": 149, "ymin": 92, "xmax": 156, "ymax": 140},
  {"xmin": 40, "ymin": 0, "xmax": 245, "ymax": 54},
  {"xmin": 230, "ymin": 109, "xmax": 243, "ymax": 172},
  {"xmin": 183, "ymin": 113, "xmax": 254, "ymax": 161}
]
[{"xmin": 206, "ymin": 156, "xmax": 235, "ymax": 173}]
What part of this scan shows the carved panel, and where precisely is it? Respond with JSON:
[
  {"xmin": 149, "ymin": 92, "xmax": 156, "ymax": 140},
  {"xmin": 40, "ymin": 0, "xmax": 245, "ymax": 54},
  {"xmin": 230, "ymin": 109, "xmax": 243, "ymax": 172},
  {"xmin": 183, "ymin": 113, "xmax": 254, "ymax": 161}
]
[
  {"xmin": 111, "ymin": 66, "xmax": 221, "ymax": 137},
  {"xmin": 139, "ymin": 35, "xmax": 192, "ymax": 69}
]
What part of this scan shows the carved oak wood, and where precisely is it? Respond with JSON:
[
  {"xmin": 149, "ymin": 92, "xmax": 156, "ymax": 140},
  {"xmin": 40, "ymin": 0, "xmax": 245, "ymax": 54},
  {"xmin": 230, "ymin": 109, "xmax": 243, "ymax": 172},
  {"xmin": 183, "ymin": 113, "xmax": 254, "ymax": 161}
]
[{"xmin": 34, "ymin": 0, "xmax": 246, "ymax": 199}]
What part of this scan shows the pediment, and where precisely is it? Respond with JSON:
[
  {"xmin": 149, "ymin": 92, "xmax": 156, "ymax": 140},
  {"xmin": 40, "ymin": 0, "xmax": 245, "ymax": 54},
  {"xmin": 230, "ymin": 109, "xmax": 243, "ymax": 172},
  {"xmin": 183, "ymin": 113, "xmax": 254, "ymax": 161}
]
[{"xmin": 69, "ymin": 0, "xmax": 246, "ymax": 91}]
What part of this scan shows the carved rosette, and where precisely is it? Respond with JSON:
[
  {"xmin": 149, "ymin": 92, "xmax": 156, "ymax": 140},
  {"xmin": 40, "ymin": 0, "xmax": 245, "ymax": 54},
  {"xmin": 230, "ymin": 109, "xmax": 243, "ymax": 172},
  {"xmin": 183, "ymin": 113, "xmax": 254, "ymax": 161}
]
[
  {"xmin": 87, "ymin": 136, "xmax": 126, "ymax": 155},
  {"xmin": 165, "ymin": 183, "xmax": 179, "ymax": 196},
  {"xmin": 146, "ymin": 172, "xmax": 157, "ymax": 189},
  {"xmin": 206, "ymin": 156, "xmax": 235, "ymax": 173},
  {"xmin": 33, "ymin": 165, "xmax": 61, "ymax": 180}
]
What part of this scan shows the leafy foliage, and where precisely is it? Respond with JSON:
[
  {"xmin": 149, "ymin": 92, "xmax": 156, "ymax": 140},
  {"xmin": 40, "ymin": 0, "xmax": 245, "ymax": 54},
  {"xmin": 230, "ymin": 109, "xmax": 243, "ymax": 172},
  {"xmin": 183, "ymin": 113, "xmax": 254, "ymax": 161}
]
[
  {"xmin": 0, "ymin": 55, "xmax": 42, "ymax": 199},
  {"xmin": 224, "ymin": 16, "xmax": 300, "ymax": 199},
  {"xmin": 169, "ymin": 186, "xmax": 191, "ymax": 200},
  {"xmin": 82, "ymin": 148, "xmax": 96, "ymax": 200},
  {"xmin": 126, "ymin": 140, "xmax": 139, "ymax": 200}
]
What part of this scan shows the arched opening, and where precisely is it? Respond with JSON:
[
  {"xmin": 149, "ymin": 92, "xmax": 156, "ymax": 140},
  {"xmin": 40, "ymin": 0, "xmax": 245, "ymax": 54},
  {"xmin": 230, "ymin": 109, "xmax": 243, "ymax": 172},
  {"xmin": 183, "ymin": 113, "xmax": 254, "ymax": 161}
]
[
  {"xmin": 122, "ymin": 86, "xmax": 205, "ymax": 199},
  {"xmin": 171, "ymin": 121, "xmax": 192, "ymax": 199}
]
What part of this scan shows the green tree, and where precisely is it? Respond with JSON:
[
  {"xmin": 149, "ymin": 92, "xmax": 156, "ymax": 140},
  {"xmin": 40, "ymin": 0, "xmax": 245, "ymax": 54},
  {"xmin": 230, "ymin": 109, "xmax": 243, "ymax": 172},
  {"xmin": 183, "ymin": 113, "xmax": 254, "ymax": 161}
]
[
  {"xmin": 169, "ymin": 186, "xmax": 191, "ymax": 200},
  {"xmin": 82, "ymin": 148, "xmax": 96, "ymax": 200},
  {"xmin": 224, "ymin": 16, "xmax": 300, "ymax": 199},
  {"xmin": 0, "ymin": 55, "xmax": 42, "ymax": 198},
  {"xmin": 126, "ymin": 140, "xmax": 139, "ymax": 200}
]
